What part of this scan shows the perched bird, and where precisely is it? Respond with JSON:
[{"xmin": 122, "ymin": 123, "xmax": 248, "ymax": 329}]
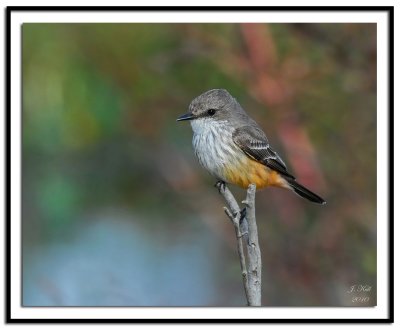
[{"xmin": 177, "ymin": 89, "xmax": 325, "ymax": 204}]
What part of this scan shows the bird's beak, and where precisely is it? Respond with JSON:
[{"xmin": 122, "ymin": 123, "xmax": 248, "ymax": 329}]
[{"xmin": 176, "ymin": 112, "xmax": 195, "ymax": 122}]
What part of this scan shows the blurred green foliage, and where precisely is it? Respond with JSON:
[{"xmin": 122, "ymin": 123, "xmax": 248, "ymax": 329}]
[{"xmin": 23, "ymin": 23, "xmax": 377, "ymax": 306}]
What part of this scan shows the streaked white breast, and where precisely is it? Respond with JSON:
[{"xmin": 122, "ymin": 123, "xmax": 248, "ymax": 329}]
[{"xmin": 190, "ymin": 118, "xmax": 238, "ymax": 181}]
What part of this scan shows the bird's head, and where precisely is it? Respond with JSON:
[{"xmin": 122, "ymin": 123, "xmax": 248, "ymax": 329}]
[{"xmin": 177, "ymin": 89, "xmax": 240, "ymax": 124}]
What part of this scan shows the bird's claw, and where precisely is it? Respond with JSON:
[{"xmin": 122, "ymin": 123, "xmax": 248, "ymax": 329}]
[{"xmin": 215, "ymin": 180, "xmax": 226, "ymax": 193}]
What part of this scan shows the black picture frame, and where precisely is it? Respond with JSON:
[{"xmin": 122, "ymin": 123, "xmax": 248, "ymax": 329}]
[{"xmin": 5, "ymin": 5, "xmax": 394, "ymax": 324}]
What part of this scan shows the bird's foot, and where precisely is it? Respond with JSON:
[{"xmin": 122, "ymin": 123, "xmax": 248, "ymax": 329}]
[{"xmin": 215, "ymin": 180, "xmax": 226, "ymax": 193}]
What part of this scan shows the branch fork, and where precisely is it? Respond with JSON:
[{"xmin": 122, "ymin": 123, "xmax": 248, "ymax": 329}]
[{"xmin": 215, "ymin": 181, "xmax": 262, "ymax": 306}]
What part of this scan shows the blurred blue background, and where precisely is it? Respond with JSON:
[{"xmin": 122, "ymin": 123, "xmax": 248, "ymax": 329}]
[{"xmin": 22, "ymin": 23, "xmax": 376, "ymax": 306}]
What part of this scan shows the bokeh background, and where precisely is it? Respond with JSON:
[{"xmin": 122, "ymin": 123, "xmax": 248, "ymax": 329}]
[{"xmin": 22, "ymin": 23, "xmax": 376, "ymax": 306}]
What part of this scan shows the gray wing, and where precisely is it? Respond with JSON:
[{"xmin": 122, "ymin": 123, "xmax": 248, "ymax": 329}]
[{"xmin": 232, "ymin": 126, "xmax": 295, "ymax": 180}]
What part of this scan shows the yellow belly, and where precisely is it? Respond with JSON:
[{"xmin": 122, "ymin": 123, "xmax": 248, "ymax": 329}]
[{"xmin": 222, "ymin": 156, "xmax": 289, "ymax": 190}]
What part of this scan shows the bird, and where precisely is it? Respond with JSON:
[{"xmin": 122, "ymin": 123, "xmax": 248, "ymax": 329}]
[{"xmin": 177, "ymin": 89, "xmax": 325, "ymax": 204}]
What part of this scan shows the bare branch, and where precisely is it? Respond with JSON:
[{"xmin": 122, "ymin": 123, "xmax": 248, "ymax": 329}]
[
  {"xmin": 243, "ymin": 184, "xmax": 262, "ymax": 306},
  {"xmin": 216, "ymin": 182, "xmax": 262, "ymax": 306}
]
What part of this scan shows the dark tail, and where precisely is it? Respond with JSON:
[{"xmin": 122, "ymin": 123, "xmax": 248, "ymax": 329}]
[{"xmin": 286, "ymin": 179, "xmax": 326, "ymax": 205}]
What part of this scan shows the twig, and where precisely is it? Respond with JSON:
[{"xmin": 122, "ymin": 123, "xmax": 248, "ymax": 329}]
[
  {"xmin": 242, "ymin": 184, "xmax": 262, "ymax": 306},
  {"xmin": 216, "ymin": 182, "xmax": 262, "ymax": 306}
]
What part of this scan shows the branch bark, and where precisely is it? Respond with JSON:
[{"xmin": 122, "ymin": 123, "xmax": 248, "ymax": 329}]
[{"xmin": 216, "ymin": 182, "xmax": 262, "ymax": 306}]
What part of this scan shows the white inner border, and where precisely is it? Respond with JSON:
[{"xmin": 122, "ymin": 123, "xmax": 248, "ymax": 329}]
[{"xmin": 10, "ymin": 9, "xmax": 389, "ymax": 320}]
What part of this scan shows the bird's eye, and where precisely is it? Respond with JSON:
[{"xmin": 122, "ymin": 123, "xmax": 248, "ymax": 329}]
[{"xmin": 207, "ymin": 109, "xmax": 216, "ymax": 116}]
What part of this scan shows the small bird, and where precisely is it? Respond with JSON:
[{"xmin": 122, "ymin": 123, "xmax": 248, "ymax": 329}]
[{"xmin": 177, "ymin": 89, "xmax": 325, "ymax": 204}]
